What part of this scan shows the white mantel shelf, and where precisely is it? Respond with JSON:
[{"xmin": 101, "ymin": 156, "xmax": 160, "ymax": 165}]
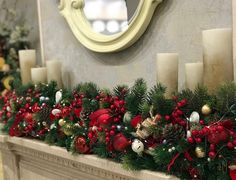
[{"xmin": 0, "ymin": 135, "xmax": 178, "ymax": 180}]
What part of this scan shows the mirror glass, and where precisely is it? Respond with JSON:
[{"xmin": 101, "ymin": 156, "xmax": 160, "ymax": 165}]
[{"xmin": 83, "ymin": 0, "xmax": 140, "ymax": 35}]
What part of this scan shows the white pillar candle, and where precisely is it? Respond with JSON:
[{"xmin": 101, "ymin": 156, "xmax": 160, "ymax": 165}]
[
  {"xmin": 31, "ymin": 67, "xmax": 47, "ymax": 84},
  {"xmin": 156, "ymin": 53, "xmax": 178, "ymax": 97},
  {"xmin": 185, "ymin": 62, "xmax": 203, "ymax": 91},
  {"xmin": 19, "ymin": 50, "xmax": 36, "ymax": 85},
  {"xmin": 202, "ymin": 28, "xmax": 233, "ymax": 92},
  {"xmin": 46, "ymin": 60, "xmax": 63, "ymax": 88}
]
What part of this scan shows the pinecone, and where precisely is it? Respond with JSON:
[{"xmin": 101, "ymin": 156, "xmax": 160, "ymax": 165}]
[
  {"xmin": 39, "ymin": 105, "xmax": 52, "ymax": 122},
  {"xmin": 162, "ymin": 124, "xmax": 185, "ymax": 143},
  {"xmin": 80, "ymin": 110, "xmax": 90, "ymax": 121}
]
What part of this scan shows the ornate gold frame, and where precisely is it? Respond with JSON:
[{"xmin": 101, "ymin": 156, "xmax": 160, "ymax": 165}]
[{"xmin": 59, "ymin": 0, "xmax": 163, "ymax": 53}]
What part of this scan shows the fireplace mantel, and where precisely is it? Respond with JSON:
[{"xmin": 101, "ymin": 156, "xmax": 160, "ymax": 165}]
[{"xmin": 0, "ymin": 135, "xmax": 178, "ymax": 180}]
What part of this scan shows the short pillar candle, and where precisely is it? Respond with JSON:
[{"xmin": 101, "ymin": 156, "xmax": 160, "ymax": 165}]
[
  {"xmin": 156, "ymin": 53, "xmax": 179, "ymax": 97},
  {"xmin": 185, "ymin": 62, "xmax": 203, "ymax": 91},
  {"xmin": 46, "ymin": 60, "xmax": 63, "ymax": 88},
  {"xmin": 31, "ymin": 67, "xmax": 47, "ymax": 84}
]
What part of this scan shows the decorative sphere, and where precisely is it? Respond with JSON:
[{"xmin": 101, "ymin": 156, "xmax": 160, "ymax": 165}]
[
  {"xmin": 201, "ymin": 104, "xmax": 211, "ymax": 115},
  {"xmin": 131, "ymin": 139, "xmax": 144, "ymax": 155},
  {"xmin": 123, "ymin": 112, "xmax": 132, "ymax": 123},
  {"xmin": 195, "ymin": 146, "xmax": 205, "ymax": 158},
  {"xmin": 58, "ymin": 119, "xmax": 65, "ymax": 126}
]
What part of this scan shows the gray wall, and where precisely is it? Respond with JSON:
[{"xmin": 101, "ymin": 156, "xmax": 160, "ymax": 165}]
[{"xmin": 40, "ymin": 0, "xmax": 232, "ymax": 89}]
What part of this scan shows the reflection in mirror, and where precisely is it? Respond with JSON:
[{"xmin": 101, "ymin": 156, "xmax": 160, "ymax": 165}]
[{"xmin": 84, "ymin": 0, "xmax": 140, "ymax": 35}]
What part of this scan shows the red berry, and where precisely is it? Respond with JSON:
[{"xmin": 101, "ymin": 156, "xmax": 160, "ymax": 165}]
[
  {"xmin": 191, "ymin": 130, "xmax": 199, "ymax": 137},
  {"xmin": 88, "ymin": 133, "xmax": 93, "ymax": 139},
  {"xmin": 233, "ymin": 139, "xmax": 236, "ymax": 145},
  {"xmin": 218, "ymin": 154, "xmax": 223, "ymax": 158},
  {"xmin": 176, "ymin": 110, "xmax": 183, "ymax": 115},
  {"xmin": 230, "ymin": 131, "xmax": 235, "ymax": 136},
  {"xmin": 111, "ymin": 125, "xmax": 116, "ymax": 130},
  {"xmin": 217, "ymin": 125, "xmax": 224, "ymax": 132},
  {"xmin": 105, "ymin": 137, "xmax": 110, "ymax": 142},
  {"xmin": 105, "ymin": 132, "xmax": 109, "ymax": 136},
  {"xmin": 97, "ymin": 127, "xmax": 103, "ymax": 132},
  {"xmin": 187, "ymin": 137, "xmax": 194, "ymax": 144},
  {"xmin": 195, "ymin": 138, "xmax": 202, "ymax": 143},
  {"xmin": 165, "ymin": 115, "xmax": 170, "ymax": 121},
  {"xmin": 209, "ymin": 151, "xmax": 216, "ymax": 159},
  {"xmin": 227, "ymin": 142, "xmax": 234, "ymax": 149},
  {"xmin": 110, "ymin": 130, "xmax": 115, "ymax": 136},
  {"xmin": 210, "ymin": 144, "xmax": 215, "ymax": 151},
  {"xmin": 199, "ymin": 120, "xmax": 204, "ymax": 125}
]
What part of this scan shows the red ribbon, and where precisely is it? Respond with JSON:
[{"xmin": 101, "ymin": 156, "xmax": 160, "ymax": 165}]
[
  {"xmin": 167, "ymin": 153, "xmax": 180, "ymax": 172},
  {"xmin": 167, "ymin": 152, "xmax": 193, "ymax": 172},
  {"xmin": 184, "ymin": 152, "xmax": 193, "ymax": 161}
]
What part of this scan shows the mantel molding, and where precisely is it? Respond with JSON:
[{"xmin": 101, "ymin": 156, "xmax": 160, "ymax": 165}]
[{"xmin": 0, "ymin": 135, "xmax": 178, "ymax": 180}]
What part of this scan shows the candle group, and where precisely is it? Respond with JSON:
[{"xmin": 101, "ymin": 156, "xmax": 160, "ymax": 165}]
[
  {"xmin": 156, "ymin": 28, "xmax": 233, "ymax": 96},
  {"xmin": 19, "ymin": 50, "xmax": 63, "ymax": 88}
]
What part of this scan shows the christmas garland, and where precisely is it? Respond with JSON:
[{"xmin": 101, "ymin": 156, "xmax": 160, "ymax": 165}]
[{"xmin": 0, "ymin": 79, "xmax": 236, "ymax": 179}]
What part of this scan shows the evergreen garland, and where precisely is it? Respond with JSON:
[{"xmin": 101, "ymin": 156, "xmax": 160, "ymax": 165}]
[{"xmin": 0, "ymin": 79, "xmax": 236, "ymax": 179}]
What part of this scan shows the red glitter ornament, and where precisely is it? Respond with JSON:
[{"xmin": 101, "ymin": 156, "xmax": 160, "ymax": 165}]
[
  {"xmin": 113, "ymin": 133, "xmax": 130, "ymax": 152},
  {"xmin": 75, "ymin": 137, "xmax": 90, "ymax": 154}
]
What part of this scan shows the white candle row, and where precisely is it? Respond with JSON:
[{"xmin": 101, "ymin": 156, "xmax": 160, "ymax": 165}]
[
  {"xmin": 156, "ymin": 28, "xmax": 233, "ymax": 96},
  {"xmin": 19, "ymin": 50, "xmax": 63, "ymax": 88}
]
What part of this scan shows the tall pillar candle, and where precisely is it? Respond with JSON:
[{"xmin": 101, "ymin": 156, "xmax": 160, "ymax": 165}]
[
  {"xmin": 19, "ymin": 50, "xmax": 36, "ymax": 85},
  {"xmin": 185, "ymin": 62, "xmax": 203, "ymax": 91},
  {"xmin": 31, "ymin": 67, "xmax": 47, "ymax": 84},
  {"xmin": 202, "ymin": 28, "xmax": 233, "ymax": 92},
  {"xmin": 46, "ymin": 60, "xmax": 63, "ymax": 88},
  {"xmin": 156, "ymin": 53, "xmax": 178, "ymax": 97}
]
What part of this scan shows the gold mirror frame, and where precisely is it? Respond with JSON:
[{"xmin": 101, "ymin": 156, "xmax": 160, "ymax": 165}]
[{"xmin": 59, "ymin": 0, "xmax": 162, "ymax": 53}]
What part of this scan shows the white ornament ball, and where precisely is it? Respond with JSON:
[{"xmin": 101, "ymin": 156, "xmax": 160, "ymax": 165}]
[
  {"xmin": 168, "ymin": 149, "xmax": 172, "ymax": 153},
  {"xmin": 189, "ymin": 111, "xmax": 200, "ymax": 123},
  {"xmin": 39, "ymin": 96, "xmax": 45, "ymax": 102},
  {"xmin": 123, "ymin": 112, "xmax": 132, "ymax": 123},
  {"xmin": 172, "ymin": 147, "xmax": 175, "ymax": 151},
  {"xmin": 131, "ymin": 139, "xmax": 144, "ymax": 155}
]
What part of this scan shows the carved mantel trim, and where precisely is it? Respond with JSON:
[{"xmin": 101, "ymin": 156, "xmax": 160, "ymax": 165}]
[{"xmin": 0, "ymin": 135, "xmax": 178, "ymax": 180}]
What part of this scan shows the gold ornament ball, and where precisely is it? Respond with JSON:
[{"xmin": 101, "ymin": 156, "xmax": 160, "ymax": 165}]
[
  {"xmin": 201, "ymin": 104, "xmax": 211, "ymax": 115},
  {"xmin": 58, "ymin": 119, "xmax": 65, "ymax": 126},
  {"xmin": 195, "ymin": 146, "xmax": 205, "ymax": 158},
  {"xmin": 63, "ymin": 124, "xmax": 73, "ymax": 136}
]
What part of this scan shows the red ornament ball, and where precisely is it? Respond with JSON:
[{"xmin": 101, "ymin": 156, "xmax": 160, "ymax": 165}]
[
  {"xmin": 113, "ymin": 133, "xmax": 130, "ymax": 152},
  {"xmin": 75, "ymin": 137, "xmax": 90, "ymax": 154}
]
